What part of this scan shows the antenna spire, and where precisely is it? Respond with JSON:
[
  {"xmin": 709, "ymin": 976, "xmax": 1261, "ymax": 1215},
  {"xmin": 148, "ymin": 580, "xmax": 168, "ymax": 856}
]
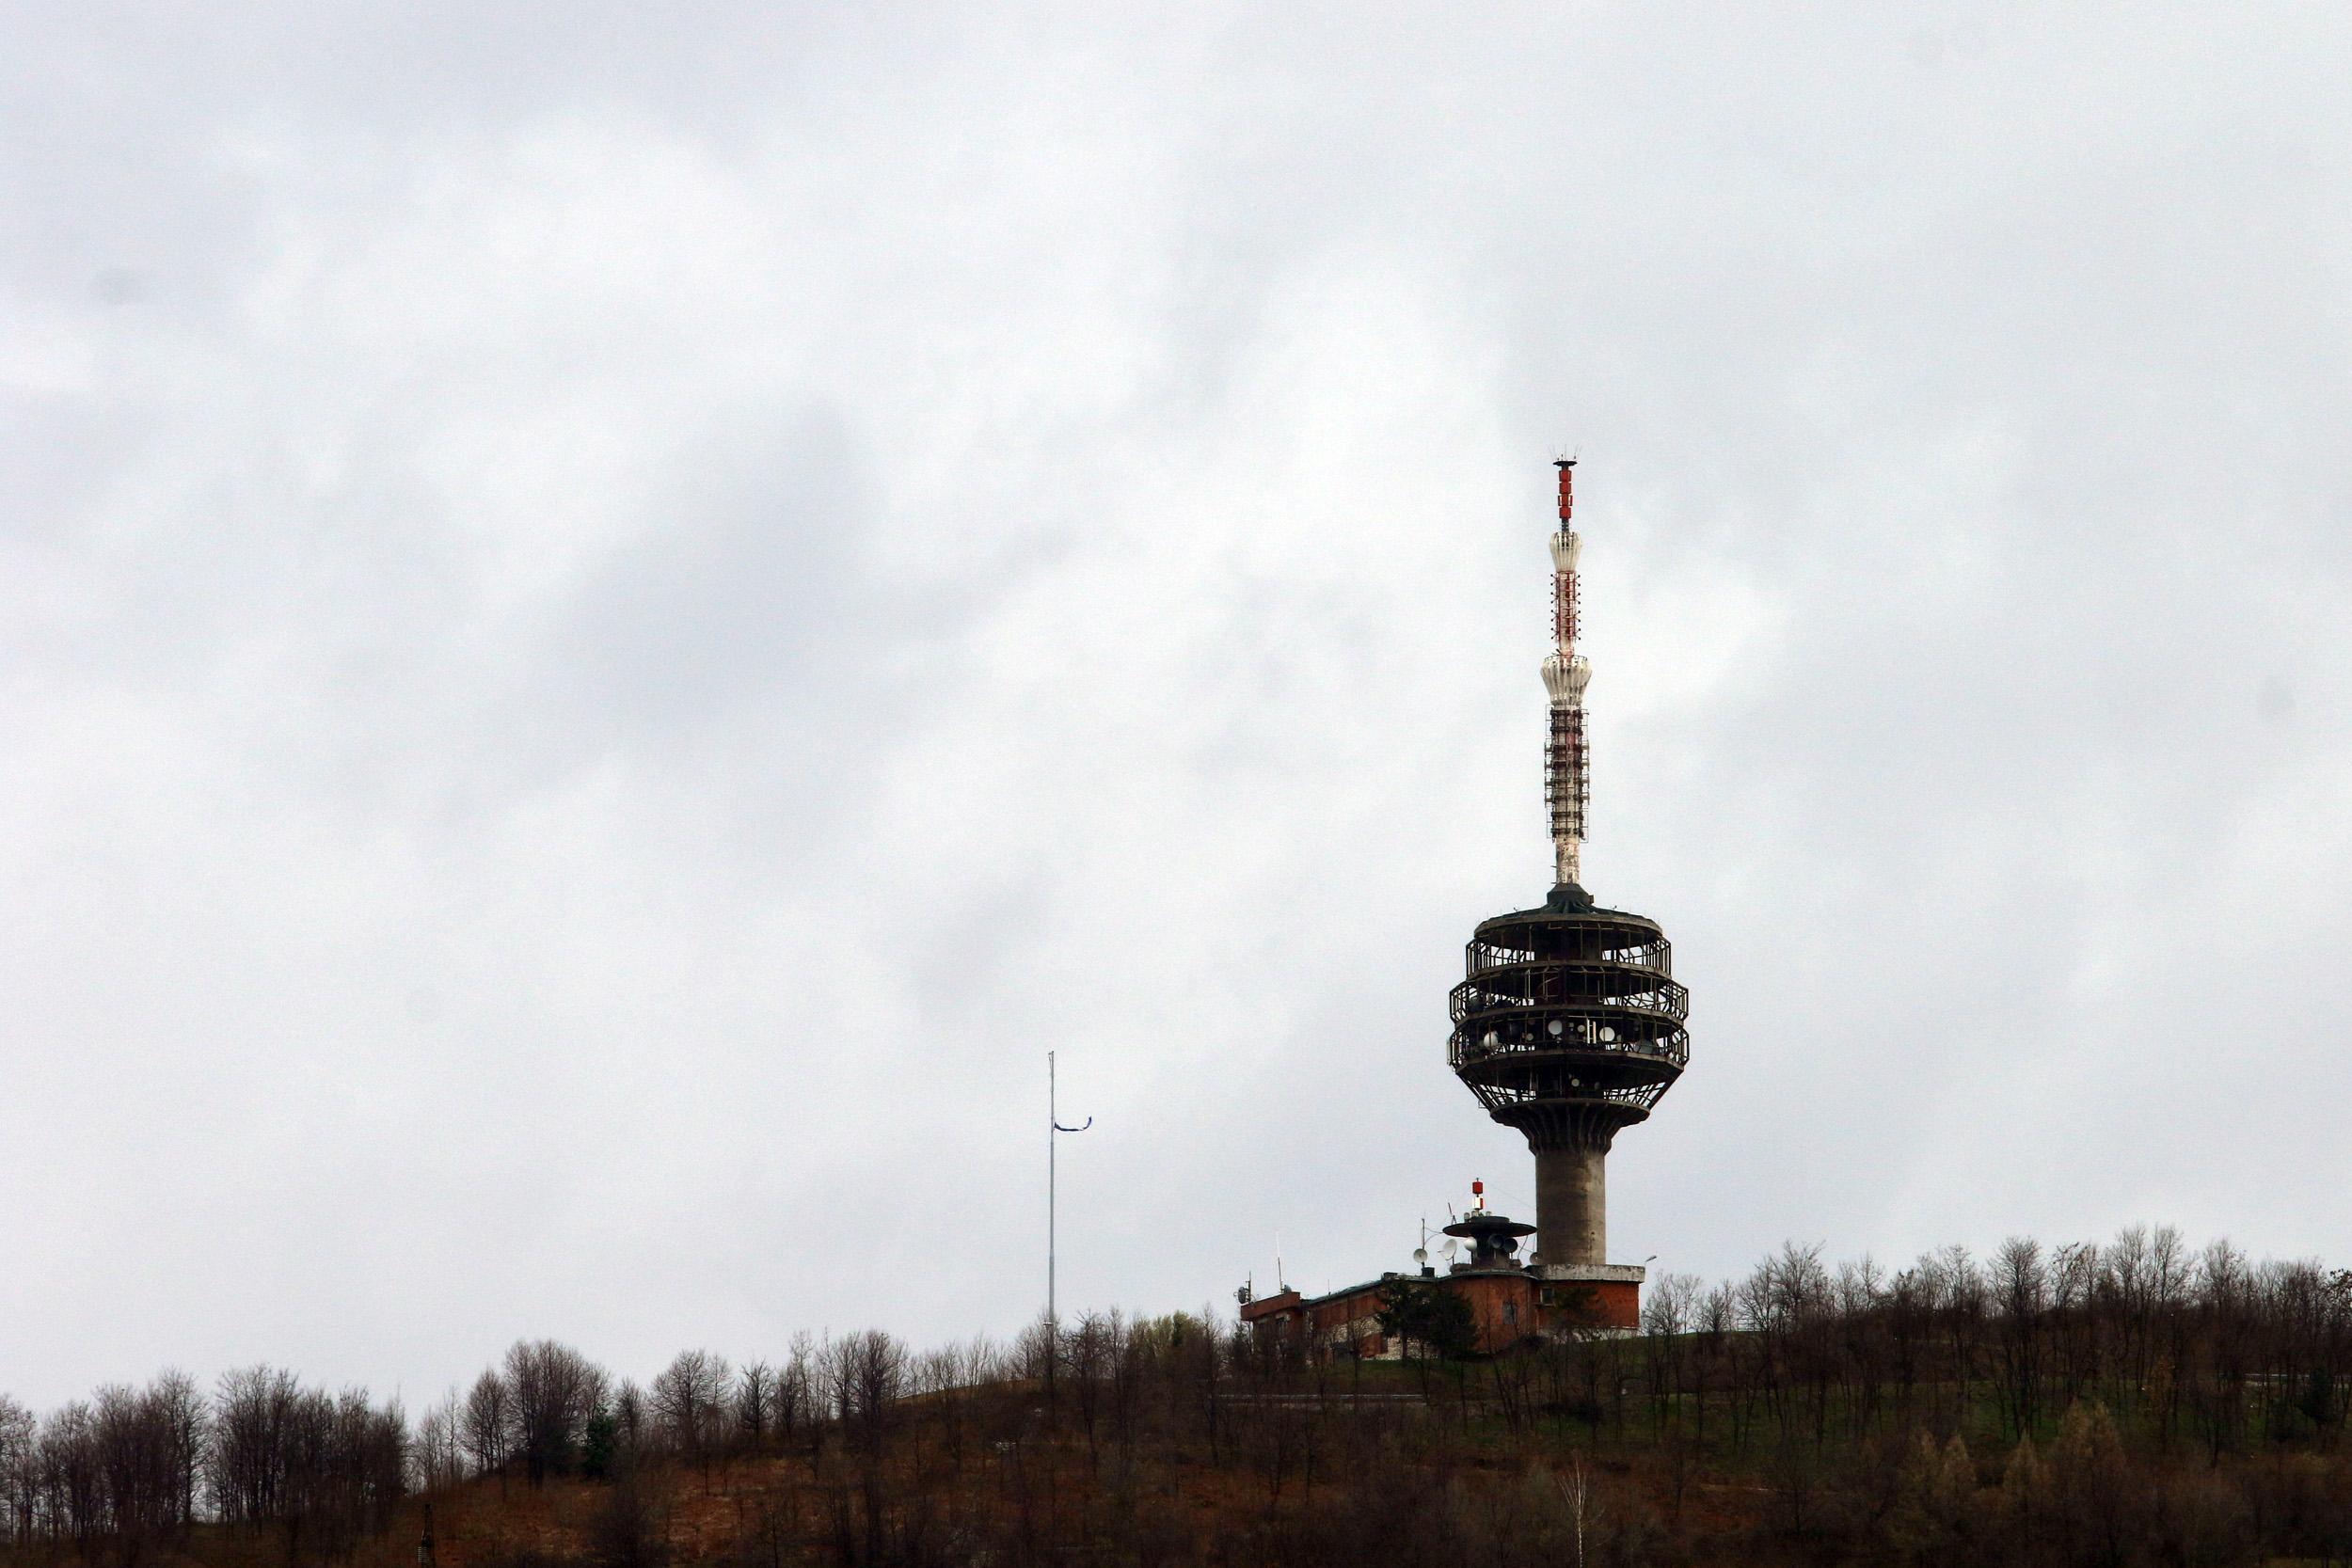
[{"xmin": 1543, "ymin": 459, "xmax": 1592, "ymax": 888}]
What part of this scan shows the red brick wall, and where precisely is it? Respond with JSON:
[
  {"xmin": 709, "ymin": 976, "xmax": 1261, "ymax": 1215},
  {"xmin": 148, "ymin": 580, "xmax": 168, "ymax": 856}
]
[
  {"xmin": 1538, "ymin": 1278, "xmax": 1639, "ymax": 1331},
  {"xmin": 1448, "ymin": 1273, "xmax": 1540, "ymax": 1353},
  {"xmin": 1239, "ymin": 1289, "xmax": 1302, "ymax": 1324}
]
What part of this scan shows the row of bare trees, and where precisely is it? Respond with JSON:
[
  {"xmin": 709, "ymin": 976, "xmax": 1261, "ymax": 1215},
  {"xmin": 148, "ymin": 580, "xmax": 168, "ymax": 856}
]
[
  {"xmin": 0, "ymin": 1325, "xmax": 935, "ymax": 1564},
  {"xmin": 405, "ymin": 1328, "xmax": 918, "ymax": 1497},
  {"xmin": 1613, "ymin": 1227, "xmax": 2352, "ymax": 1460},
  {"xmin": 13, "ymin": 1229, "xmax": 2352, "ymax": 1566},
  {"xmin": 0, "ymin": 1370, "xmax": 404, "ymax": 1560}
]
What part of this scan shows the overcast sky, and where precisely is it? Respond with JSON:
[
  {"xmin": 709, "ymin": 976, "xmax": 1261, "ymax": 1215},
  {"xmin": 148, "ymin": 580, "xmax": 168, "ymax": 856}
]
[{"xmin": 5, "ymin": 3, "xmax": 2349, "ymax": 1408}]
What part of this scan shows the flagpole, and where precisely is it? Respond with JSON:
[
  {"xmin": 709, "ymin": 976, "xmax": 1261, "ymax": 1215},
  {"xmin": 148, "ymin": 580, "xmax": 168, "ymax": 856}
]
[
  {"xmin": 1045, "ymin": 1052, "xmax": 1090, "ymax": 1392},
  {"xmin": 1049, "ymin": 1049, "xmax": 1058, "ymax": 1336}
]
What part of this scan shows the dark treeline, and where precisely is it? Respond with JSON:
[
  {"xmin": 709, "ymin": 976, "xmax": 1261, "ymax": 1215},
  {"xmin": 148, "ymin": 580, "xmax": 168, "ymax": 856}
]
[
  {"xmin": 1612, "ymin": 1226, "xmax": 2352, "ymax": 1459},
  {"xmin": 0, "ymin": 1370, "xmax": 403, "ymax": 1561},
  {"xmin": 6, "ymin": 1227, "xmax": 2352, "ymax": 1567},
  {"xmin": 0, "ymin": 1329, "xmax": 919, "ymax": 1560},
  {"xmin": 1544, "ymin": 1226, "xmax": 2352, "ymax": 1563}
]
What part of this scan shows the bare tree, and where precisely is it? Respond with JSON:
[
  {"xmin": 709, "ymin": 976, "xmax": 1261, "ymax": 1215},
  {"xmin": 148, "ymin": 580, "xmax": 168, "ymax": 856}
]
[
  {"xmin": 503, "ymin": 1339, "xmax": 608, "ymax": 1484},
  {"xmin": 460, "ymin": 1370, "xmax": 512, "ymax": 1485},
  {"xmin": 34, "ymin": 1402, "xmax": 102, "ymax": 1549},
  {"xmin": 413, "ymin": 1393, "xmax": 468, "ymax": 1494},
  {"xmin": 844, "ymin": 1331, "xmax": 907, "ymax": 1456},
  {"xmin": 260, "ymin": 1385, "xmax": 407, "ymax": 1559},
  {"xmin": 211, "ymin": 1367, "xmax": 300, "ymax": 1525},
  {"xmin": 1994, "ymin": 1236, "xmax": 2050, "ymax": 1439},
  {"xmin": 649, "ymin": 1351, "xmax": 733, "ymax": 1473},
  {"xmin": 154, "ymin": 1371, "xmax": 206, "ymax": 1530},
  {"xmin": 0, "ymin": 1395, "xmax": 35, "ymax": 1544},
  {"xmin": 613, "ymin": 1380, "xmax": 647, "ymax": 1457},
  {"xmin": 91, "ymin": 1377, "xmax": 198, "ymax": 1548},
  {"xmin": 735, "ymin": 1361, "xmax": 775, "ymax": 1451},
  {"xmin": 776, "ymin": 1335, "xmax": 815, "ymax": 1448},
  {"xmin": 1642, "ymin": 1272, "xmax": 1702, "ymax": 1430}
]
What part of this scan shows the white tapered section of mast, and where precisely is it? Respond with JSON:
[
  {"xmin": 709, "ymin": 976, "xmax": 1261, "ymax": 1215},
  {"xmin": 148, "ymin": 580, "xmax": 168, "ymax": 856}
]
[{"xmin": 1545, "ymin": 461, "xmax": 1590, "ymax": 888}]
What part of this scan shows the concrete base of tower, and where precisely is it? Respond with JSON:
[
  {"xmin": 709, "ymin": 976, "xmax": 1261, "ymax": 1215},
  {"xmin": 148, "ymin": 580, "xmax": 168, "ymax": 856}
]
[
  {"xmin": 1534, "ymin": 1261, "xmax": 1646, "ymax": 1333},
  {"xmin": 1534, "ymin": 1143, "xmax": 1608, "ymax": 1266}
]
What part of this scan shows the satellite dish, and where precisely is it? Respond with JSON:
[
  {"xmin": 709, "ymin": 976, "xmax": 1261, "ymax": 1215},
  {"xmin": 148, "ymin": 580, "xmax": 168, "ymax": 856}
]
[
  {"xmin": 1412, "ymin": 1247, "xmax": 1428, "ymax": 1264},
  {"xmin": 1441, "ymin": 1239, "xmax": 1460, "ymax": 1259}
]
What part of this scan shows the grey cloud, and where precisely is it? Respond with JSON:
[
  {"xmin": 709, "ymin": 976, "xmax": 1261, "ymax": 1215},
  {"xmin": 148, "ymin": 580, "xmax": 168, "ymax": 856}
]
[{"xmin": 4, "ymin": 3, "xmax": 2351, "ymax": 1407}]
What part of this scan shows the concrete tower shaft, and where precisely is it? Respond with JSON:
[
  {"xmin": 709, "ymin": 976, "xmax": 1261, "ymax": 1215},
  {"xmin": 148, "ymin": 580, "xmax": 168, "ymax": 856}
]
[{"xmin": 1537, "ymin": 1146, "xmax": 1606, "ymax": 1265}]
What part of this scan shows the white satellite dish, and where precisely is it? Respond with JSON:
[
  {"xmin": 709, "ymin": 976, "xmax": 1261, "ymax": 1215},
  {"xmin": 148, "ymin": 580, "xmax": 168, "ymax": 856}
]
[{"xmin": 1440, "ymin": 1238, "xmax": 1460, "ymax": 1260}]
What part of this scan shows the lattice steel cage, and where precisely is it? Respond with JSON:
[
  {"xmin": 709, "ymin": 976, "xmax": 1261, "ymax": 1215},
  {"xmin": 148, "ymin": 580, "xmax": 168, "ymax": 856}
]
[{"xmin": 1449, "ymin": 894, "xmax": 1690, "ymax": 1147}]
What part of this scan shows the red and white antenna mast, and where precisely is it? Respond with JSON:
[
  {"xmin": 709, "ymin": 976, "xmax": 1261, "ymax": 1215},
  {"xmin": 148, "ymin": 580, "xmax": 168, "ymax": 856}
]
[{"xmin": 1543, "ymin": 460, "xmax": 1592, "ymax": 888}]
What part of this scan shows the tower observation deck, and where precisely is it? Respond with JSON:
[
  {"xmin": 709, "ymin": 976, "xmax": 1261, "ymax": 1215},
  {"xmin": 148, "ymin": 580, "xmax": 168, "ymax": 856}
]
[{"xmin": 1448, "ymin": 461, "xmax": 1690, "ymax": 1273}]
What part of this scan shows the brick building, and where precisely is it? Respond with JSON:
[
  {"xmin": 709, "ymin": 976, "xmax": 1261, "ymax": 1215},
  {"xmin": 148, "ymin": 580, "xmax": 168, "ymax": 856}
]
[{"xmin": 1237, "ymin": 1197, "xmax": 1642, "ymax": 1359}]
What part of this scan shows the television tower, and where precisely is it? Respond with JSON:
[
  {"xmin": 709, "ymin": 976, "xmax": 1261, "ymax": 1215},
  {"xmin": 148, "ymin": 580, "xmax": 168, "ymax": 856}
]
[{"xmin": 1448, "ymin": 461, "xmax": 1690, "ymax": 1276}]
